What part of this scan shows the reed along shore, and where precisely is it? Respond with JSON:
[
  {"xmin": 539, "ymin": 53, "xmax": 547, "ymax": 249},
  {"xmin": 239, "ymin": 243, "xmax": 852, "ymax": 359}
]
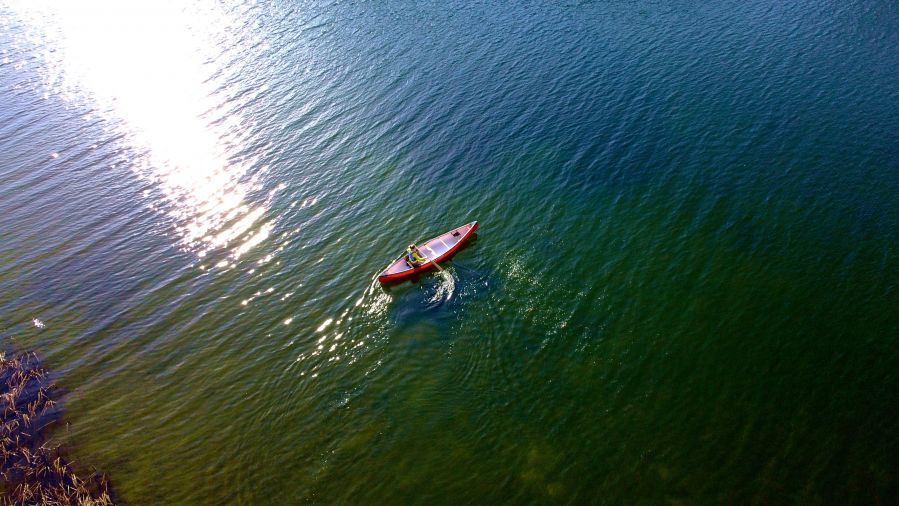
[{"xmin": 0, "ymin": 351, "xmax": 114, "ymax": 505}]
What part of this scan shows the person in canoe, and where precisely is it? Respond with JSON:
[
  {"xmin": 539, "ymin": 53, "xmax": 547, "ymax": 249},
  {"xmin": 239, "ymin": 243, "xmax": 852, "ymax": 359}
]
[{"xmin": 406, "ymin": 244, "xmax": 427, "ymax": 267}]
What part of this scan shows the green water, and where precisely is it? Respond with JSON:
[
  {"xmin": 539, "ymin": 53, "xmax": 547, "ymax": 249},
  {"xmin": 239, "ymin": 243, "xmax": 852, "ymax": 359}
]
[{"xmin": 0, "ymin": 0, "xmax": 897, "ymax": 503}]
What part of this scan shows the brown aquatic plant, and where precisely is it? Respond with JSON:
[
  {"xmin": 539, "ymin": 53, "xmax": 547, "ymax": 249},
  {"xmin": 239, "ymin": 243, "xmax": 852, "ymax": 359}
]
[{"xmin": 0, "ymin": 351, "xmax": 115, "ymax": 505}]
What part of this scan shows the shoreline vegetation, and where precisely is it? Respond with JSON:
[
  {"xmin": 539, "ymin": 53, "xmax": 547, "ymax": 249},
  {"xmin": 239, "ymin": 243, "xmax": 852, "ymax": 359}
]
[{"xmin": 0, "ymin": 351, "xmax": 114, "ymax": 505}]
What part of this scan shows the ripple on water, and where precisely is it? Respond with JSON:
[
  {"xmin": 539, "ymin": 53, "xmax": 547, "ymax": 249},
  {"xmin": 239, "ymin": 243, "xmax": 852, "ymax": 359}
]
[{"xmin": 425, "ymin": 269, "xmax": 456, "ymax": 307}]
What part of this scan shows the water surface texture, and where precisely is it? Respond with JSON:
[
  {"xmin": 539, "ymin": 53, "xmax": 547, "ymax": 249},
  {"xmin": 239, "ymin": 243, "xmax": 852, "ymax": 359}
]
[{"xmin": 1, "ymin": 0, "xmax": 897, "ymax": 503}]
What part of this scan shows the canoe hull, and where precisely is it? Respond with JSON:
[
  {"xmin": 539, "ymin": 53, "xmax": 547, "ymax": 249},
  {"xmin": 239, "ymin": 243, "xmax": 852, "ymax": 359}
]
[{"xmin": 377, "ymin": 221, "xmax": 478, "ymax": 283}]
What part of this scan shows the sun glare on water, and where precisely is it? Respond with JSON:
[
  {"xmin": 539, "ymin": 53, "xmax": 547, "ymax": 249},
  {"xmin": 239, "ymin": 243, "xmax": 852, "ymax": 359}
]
[{"xmin": 10, "ymin": 0, "xmax": 274, "ymax": 264}]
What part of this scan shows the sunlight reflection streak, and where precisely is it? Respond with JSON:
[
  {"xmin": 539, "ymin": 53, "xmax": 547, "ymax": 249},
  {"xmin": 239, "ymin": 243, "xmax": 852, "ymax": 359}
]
[{"xmin": 10, "ymin": 0, "xmax": 274, "ymax": 263}]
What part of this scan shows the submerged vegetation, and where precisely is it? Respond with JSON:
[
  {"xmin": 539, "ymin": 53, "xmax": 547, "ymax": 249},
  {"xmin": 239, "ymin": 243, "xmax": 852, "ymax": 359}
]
[{"xmin": 0, "ymin": 352, "xmax": 114, "ymax": 505}]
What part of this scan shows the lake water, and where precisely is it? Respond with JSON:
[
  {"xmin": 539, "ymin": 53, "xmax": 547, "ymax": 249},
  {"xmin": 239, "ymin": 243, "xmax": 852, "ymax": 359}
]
[{"xmin": 1, "ymin": 0, "xmax": 897, "ymax": 503}]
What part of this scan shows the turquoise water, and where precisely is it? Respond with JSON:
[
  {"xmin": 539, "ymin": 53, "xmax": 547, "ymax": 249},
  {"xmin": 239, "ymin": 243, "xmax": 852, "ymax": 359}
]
[{"xmin": 1, "ymin": 0, "xmax": 897, "ymax": 503}]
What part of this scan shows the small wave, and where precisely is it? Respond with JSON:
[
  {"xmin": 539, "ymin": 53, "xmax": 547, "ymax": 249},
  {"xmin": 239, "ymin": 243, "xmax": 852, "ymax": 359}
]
[{"xmin": 426, "ymin": 269, "xmax": 456, "ymax": 305}]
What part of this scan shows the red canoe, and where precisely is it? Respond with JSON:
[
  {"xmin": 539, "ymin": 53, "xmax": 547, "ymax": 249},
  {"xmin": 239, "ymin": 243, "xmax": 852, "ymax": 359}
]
[{"xmin": 377, "ymin": 221, "xmax": 478, "ymax": 282}]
